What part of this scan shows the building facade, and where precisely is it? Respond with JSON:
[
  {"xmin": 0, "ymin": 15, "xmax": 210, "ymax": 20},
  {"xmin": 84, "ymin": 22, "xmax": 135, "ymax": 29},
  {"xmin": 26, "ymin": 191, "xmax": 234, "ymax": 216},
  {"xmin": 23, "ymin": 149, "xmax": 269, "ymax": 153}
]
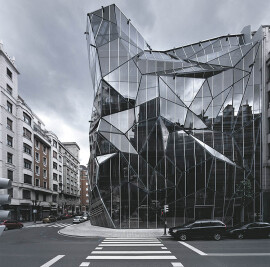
[
  {"xmin": 80, "ymin": 165, "xmax": 89, "ymax": 212},
  {"xmin": 0, "ymin": 42, "xmax": 81, "ymax": 221},
  {"xmin": 87, "ymin": 5, "xmax": 270, "ymax": 228}
]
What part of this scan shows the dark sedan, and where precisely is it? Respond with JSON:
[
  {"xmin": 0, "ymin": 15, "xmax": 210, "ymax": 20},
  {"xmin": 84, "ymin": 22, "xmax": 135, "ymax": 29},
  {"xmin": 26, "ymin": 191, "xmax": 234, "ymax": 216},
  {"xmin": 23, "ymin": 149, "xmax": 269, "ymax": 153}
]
[
  {"xmin": 169, "ymin": 220, "xmax": 226, "ymax": 241},
  {"xmin": 228, "ymin": 222, "xmax": 270, "ymax": 239},
  {"xmin": 0, "ymin": 220, "xmax": 23, "ymax": 230}
]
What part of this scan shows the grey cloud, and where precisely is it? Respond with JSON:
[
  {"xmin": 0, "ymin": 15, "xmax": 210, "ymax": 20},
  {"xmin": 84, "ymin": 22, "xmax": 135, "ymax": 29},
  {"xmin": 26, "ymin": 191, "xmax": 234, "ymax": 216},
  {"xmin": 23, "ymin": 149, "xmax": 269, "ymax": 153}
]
[{"xmin": 0, "ymin": 0, "xmax": 269, "ymax": 164}]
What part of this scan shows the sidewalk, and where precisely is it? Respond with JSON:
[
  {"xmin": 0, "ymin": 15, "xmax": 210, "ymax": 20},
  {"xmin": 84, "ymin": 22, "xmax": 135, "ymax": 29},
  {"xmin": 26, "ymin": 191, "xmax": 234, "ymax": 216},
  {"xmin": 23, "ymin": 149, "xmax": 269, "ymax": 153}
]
[
  {"xmin": 59, "ymin": 221, "xmax": 170, "ymax": 238},
  {"xmin": 23, "ymin": 221, "xmax": 43, "ymax": 227}
]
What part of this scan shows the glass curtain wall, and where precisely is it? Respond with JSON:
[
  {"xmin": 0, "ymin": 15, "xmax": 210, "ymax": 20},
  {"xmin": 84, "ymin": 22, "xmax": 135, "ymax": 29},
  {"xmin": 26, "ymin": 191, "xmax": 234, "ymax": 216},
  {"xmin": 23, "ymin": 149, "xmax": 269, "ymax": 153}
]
[{"xmin": 86, "ymin": 4, "xmax": 263, "ymax": 228}]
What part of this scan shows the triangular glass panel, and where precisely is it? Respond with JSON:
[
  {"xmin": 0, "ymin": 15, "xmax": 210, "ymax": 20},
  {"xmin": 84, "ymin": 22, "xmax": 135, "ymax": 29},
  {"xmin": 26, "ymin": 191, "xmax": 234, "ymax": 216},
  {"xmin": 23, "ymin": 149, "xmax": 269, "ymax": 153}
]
[
  {"xmin": 159, "ymin": 77, "xmax": 186, "ymax": 106},
  {"xmin": 98, "ymin": 119, "xmax": 122, "ymax": 134},
  {"xmin": 95, "ymin": 20, "xmax": 119, "ymax": 47},
  {"xmin": 103, "ymin": 108, "xmax": 135, "ymax": 133},
  {"xmin": 104, "ymin": 59, "xmax": 141, "ymax": 99},
  {"xmin": 160, "ymin": 118, "xmax": 170, "ymax": 151},
  {"xmin": 136, "ymin": 75, "xmax": 159, "ymax": 106},
  {"xmin": 96, "ymin": 153, "xmax": 117, "ymax": 165},
  {"xmin": 160, "ymin": 98, "xmax": 187, "ymax": 126},
  {"xmin": 190, "ymin": 135, "xmax": 235, "ymax": 166},
  {"xmin": 100, "ymin": 132, "xmax": 138, "ymax": 154},
  {"xmin": 184, "ymin": 110, "xmax": 207, "ymax": 129}
]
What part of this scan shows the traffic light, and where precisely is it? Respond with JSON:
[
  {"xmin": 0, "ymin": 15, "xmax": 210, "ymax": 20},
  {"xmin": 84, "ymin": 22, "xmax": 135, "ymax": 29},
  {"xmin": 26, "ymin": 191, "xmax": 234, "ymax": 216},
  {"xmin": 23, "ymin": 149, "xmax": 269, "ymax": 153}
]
[
  {"xmin": 164, "ymin": 204, "xmax": 169, "ymax": 213},
  {"xmin": 0, "ymin": 178, "xmax": 12, "ymax": 219}
]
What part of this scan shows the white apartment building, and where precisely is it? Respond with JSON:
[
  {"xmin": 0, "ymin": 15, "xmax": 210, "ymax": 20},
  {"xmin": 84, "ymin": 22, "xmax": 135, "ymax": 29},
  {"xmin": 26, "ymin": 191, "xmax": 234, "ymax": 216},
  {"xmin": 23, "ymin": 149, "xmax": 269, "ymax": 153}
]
[{"xmin": 0, "ymin": 42, "xmax": 81, "ymax": 221}]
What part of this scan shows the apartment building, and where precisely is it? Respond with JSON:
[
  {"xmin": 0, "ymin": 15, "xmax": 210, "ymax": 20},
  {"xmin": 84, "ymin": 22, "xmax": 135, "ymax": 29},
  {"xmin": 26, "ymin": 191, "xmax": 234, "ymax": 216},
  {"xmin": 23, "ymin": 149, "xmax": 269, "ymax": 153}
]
[
  {"xmin": 79, "ymin": 165, "xmax": 89, "ymax": 212},
  {"xmin": 0, "ymin": 42, "xmax": 81, "ymax": 221}
]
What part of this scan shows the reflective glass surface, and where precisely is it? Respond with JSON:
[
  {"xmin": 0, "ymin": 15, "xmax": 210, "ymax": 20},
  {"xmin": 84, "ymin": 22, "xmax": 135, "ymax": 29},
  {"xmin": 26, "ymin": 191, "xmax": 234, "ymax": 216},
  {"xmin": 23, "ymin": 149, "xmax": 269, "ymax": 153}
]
[{"xmin": 87, "ymin": 4, "xmax": 263, "ymax": 228}]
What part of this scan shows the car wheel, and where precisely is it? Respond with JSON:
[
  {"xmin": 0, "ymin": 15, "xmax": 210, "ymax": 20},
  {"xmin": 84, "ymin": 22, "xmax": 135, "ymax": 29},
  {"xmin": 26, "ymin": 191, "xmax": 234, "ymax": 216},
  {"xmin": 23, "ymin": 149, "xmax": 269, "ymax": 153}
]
[
  {"xmin": 179, "ymin": 233, "xmax": 187, "ymax": 241},
  {"xmin": 19, "ymin": 225, "xmax": 23, "ymax": 229},
  {"xmin": 4, "ymin": 226, "xmax": 8, "ymax": 231},
  {"xmin": 237, "ymin": 233, "xmax": 244, "ymax": 239},
  {"xmin": 213, "ymin": 233, "xmax": 221, "ymax": 241}
]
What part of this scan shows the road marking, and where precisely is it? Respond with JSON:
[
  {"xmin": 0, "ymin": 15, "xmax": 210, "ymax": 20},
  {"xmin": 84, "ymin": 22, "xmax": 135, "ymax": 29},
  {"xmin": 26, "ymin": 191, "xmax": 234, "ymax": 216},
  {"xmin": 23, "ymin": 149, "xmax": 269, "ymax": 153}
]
[
  {"xmin": 162, "ymin": 247, "xmax": 167, "ymax": 249},
  {"xmin": 207, "ymin": 253, "xmax": 270, "ymax": 256},
  {"xmin": 91, "ymin": 251, "xmax": 172, "ymax": 254},
  {"xmin": 102, "ymin": 241, "xmax": 161, "ymax": 244},
  {"xmin": 80, "ymin": 262, "xmax": 90, "ymax": 266},
  {"xmin": 40, "ymin": 255, "xmax": 65, "ymax": 267},
  {"xmin": 86, "ymin": 256, "xmax": 177, "ymax": 260},
  {"xmin": 171, "ymin": 262, "xmax": 184, "ymax": 267},
  {"xmin": 99, "ymin": 244, "xmax": 163, "ymax": 247},
  {"xmin": 95, "ymin": 247, "xmax": 103, "ymax": 250},
  {"xmin": 178, "ymin": 242, "xmax": 207, "ymax": 256},
  {"xmin": 104, "ymin": 238, "xmax": 158, "ymax": 240}
]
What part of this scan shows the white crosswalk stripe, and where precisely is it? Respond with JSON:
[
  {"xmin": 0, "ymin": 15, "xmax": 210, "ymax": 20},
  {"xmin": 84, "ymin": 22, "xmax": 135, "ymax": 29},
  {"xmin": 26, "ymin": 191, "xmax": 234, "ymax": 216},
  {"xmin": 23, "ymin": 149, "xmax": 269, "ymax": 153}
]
[
  {"xmin": 83, "ymin": 237, "xmax": 179, "ymax": 263},
  {"xmin": 25, "ymin": 223, "xmax": 72, "ymax": 228}
]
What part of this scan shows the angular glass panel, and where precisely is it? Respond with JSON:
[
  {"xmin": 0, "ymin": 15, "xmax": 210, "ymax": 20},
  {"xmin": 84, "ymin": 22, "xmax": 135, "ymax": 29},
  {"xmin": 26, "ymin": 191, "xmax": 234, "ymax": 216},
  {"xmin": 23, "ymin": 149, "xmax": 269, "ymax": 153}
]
[
  {"xmin": 98, "ymin": 119, "xmax": 122, "ymax": 134},
  {"xmin": 190, "ymin": 135, "xmax": 235, "ymax": 166},
  {"xmin": 160, "ymin": 118, "xmax": 170, "ymax": 151},
  {"xmin": 103, "ymin": 108, "xmax": 135, "ymax": 133},
  {"xmin": 96, "ymin": 153, "xmax": 117, "ymax": 165},
  {"xmin": 95, "ymin": 20, "xmax": 119, "ymax": 47},
  {"xmin": 90, "ymin": 14, "xmax": 103, "ymax": 37},
  {"xmin": 101, "ymin": 132, "xmax": 138, "ymax": 154},
  {"xmin": 160, "ymin": 98, "xmax": 187, "ymax": 125},
  {"xmin": 184, "ymin": 110, "xmax": 207, "ymax": 129}
]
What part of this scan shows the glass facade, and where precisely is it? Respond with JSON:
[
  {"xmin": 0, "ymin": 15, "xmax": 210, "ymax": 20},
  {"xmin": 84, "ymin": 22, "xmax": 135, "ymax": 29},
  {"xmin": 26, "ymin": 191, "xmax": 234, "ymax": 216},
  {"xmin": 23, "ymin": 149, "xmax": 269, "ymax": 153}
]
[{"xmin": 86, "ymin": 5, "xmax": 265, "ymax": 228}]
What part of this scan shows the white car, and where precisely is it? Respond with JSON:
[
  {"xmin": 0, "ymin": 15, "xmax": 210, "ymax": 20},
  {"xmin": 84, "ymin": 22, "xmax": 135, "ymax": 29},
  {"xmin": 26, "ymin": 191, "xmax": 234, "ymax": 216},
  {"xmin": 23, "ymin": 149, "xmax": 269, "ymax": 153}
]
[{"xmin": 73, "ymin": 216, "xmax": 84, "ymax": 224}]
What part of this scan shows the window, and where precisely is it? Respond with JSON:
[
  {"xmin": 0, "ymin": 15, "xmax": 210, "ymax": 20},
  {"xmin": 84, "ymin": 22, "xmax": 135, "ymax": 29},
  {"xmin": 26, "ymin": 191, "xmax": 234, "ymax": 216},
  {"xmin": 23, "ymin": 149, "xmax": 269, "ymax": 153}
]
[
  {"xmin": 23, "ymin": 127, "xmax": 31, "ymax": 140},
  {"xmin": 43, "ymin": 146, "xmax": 47, "ymax": 154},
  {"xmin": 7, "ymin": 118, "xmax": 13, "ymax": 130},
  {"xmin": 35, "ymin": 139, "xmax": 39, "ymax": 149},
  {"xmin": 35, "ymin": 165, "xmax": 40, "ymax": 175},
  {"xmin": 35, "ymin": 152, "xmax": 40, "ymax": 162},
  {"xmin": 7, "ymin": 67, "xmax": 12, "ymax": 80},
  {"xmin": 7, "ymin": 101, "xmax": 12, "ymax": 113},
  {"xmin": 7, "ymin": 170, "xmax": 13, "ymax": 181},
  {"xmin": 7, "ymin": 135, "xmax": 13, "ymax": 147},
  {"xmin": 52, "ymin": 195, "xmax": 57, "ymax": 202},
  {"xmin": 22, "ymin": 190, "xmax": 31, "ymax": 200},
  {"xmin": 53, "ymin": 151, "xmax": 57, "ymax": 158},
  {"xmin": 53, "ymin": 140, "xmax": 57, "ymax": 148},
  {"xmin": 59, "ymin": 155, "xmax": 62, "ymax": 161},
  {"xmin": 59, "ymin": 175, "xmax": 62, "ymax": 183},
  {"xmin": 8, "ymin": 188, "xmax": 13, "ymax": 198},
  {"xmin": 24, "ymin": 159, "xmax": 32, "ymax": 170},
  {"xmin": 7, "ymin": 84, "xmax": 12, "ymax": 95},
  {"xmin": 53, "ymin": 162, "xmax": 57, "ymax": 169},
  {"xmin": 43, "ymin": 194, "xmax": 46, "ymax": 201},
  {"xmin": 59, "ymin": 165, "xmax": 62, "ymax": 172},
  {"xmin": 43, "ymin": 169, "xmax": 47, "ymax": 178},
  {"xmin": 35, "ymin": 192, "xmax": 39, "ymax": 200},
  {"xmin": 35, "ymin": 178, "xmax": 40, "ymax": 186},
  {"xmin": 23, "ymin": 143, "xmax": 32, "ymax": 155},
  {"xmin": 43, "ymin": 157, "xmax": 47, "ymax": 166},
  {"xmin": 53, "ymin": 173, "xmax": 58, "ymax": 181},
  {"xmin": 23, "ymin": 112, "xmax": 31, "ymax": 126},
  {"xmin": 53, "ymin": 184, "xmax": 58, "ymax": 191},
  {"xmin": 24, "ymin": 174, "xmax": 32, "ymax": 184},
  {"xmin": 7, "ymin": 153, "xmax": 13, "ymax": 164},
  {"xmin": 43, "ymin": 181, "xmax": 47, "ymax": 188}
]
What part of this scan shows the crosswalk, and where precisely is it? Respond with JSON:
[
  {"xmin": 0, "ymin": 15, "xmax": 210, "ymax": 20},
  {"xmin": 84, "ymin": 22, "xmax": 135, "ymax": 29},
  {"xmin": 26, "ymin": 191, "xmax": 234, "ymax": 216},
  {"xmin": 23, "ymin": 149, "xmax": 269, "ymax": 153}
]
[
  {"xmin": 79, "ymin": 237, "xmax": 184, "ymax": 266},
  {"xmin": 25, "ymin": 223, "xmax": 72, "ymax": 228}
]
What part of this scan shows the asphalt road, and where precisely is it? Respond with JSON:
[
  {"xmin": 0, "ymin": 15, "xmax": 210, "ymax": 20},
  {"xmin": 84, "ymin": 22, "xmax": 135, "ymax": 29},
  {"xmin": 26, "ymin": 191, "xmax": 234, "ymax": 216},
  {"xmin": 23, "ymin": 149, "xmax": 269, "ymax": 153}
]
[{"xmin": 0, "ymin": 219, "xmax": 270, "ymax": 267}]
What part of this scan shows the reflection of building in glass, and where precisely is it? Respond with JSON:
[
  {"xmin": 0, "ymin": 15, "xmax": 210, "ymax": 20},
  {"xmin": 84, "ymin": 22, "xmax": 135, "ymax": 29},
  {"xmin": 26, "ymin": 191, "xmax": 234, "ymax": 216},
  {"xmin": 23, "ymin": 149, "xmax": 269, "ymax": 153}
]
[{"xmin": 86, "ymin": 4, "xmax": 270, "ymax": 228}]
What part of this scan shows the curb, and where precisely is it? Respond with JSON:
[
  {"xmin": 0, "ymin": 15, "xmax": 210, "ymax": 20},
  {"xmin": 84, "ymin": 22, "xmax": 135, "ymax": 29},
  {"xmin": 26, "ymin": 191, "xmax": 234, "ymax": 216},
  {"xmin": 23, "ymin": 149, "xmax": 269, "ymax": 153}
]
[{"xmin": 57, "ymin": 230, "xmax": 101, "ymax": 239}]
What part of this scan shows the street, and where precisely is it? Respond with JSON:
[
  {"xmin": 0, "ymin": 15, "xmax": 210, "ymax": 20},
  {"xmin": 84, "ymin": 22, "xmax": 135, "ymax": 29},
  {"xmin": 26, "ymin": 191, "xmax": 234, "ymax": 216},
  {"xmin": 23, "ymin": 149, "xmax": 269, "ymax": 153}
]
[{"xmin": 0, "ymin": 219, "xmax": 270, "ymax": 267}]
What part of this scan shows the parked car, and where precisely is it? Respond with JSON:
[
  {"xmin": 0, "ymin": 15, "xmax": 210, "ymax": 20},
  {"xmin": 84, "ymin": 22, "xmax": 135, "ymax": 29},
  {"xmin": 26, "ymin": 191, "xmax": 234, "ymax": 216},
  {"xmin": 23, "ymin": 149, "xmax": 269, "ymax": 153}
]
[
  {"xmin": 64, "ymin": 214, "xmax": 73, "ymax": 219},
  {"xmin": 42, "ymin": 216, "xmax": 57, "ymax": 223},
  {"xmin": 82, "ymin": 214, "xmax": 90, "ymax": 221},
  {"xmin": 169, "ymin": 220, "xmax": 226, "ymax": 241},
  {"xmin": 227, "ymin": 222, "xmax": 270, "ymax": 239},
  {"xmin": 0, "ymin": 220, "xmax": 23, "ymax": 230},
  {"xmin": 73, "ymin": 216, "xmax": 84, "ymax": 224}
]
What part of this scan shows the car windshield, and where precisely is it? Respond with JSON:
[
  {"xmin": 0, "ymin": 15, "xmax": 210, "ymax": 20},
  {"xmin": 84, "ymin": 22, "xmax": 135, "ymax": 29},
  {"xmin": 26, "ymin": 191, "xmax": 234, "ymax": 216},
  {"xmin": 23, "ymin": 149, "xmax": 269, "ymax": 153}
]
[{"xmin": 74, "ymin": 216, "xmax": 81, "ymax": 219}]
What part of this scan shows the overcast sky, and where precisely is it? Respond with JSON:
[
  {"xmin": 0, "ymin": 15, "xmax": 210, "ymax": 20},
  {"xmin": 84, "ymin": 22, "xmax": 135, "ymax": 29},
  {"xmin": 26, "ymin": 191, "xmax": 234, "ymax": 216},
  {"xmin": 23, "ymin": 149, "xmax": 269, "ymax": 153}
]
[{"xmin": 0, "ymin": 0, "xmax": 269, "ymax": 165}]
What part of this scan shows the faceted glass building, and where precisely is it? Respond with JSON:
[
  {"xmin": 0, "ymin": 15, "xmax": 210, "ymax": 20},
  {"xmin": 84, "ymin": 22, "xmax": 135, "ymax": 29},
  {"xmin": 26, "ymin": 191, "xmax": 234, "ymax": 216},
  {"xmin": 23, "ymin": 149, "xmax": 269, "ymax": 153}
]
[{"xmin": 86, "ymin": 4, "xmax": 267, "ymax": 228}]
